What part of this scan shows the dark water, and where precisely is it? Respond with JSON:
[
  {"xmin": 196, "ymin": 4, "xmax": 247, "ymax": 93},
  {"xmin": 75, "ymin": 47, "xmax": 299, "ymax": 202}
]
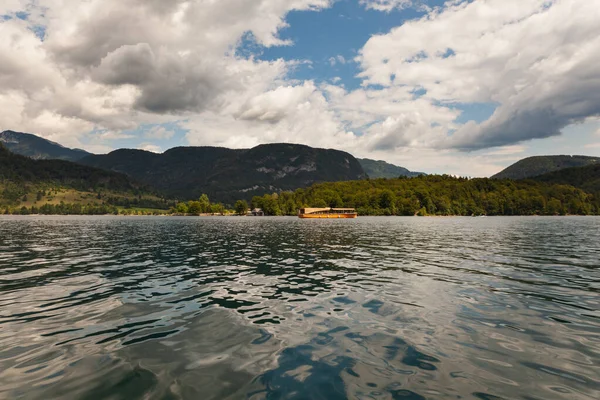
[{"xmin": 0, "ymin": 216, "xmax": 599, "ymax": 400}]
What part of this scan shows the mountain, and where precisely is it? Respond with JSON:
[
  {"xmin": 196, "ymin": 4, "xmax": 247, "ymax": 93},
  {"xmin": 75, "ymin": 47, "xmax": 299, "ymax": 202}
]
[
  {"xmin": 0, "ymin": 143, "xmax": 167, "ymax": 211},
  {"xmin": 531, "ymin": 164, "xmax": 600, "ymax": 194},
  {"xmin": 0, "ymin": 130, "xmax": 91, "ymax": 162},
  {"xmin": 358, "ymin": 158, "xmax": 424, "ymax": 179},
  {"xmin": 0, "ymin": 143, "xmax": 134, "ymax": 190},
  {"xmin": 492, "ymin": 155, "xmax": 600, "ymax": 180},
  {"xmin": 80, "ymin": 143, "xmax": 367, "ymax": 203}
]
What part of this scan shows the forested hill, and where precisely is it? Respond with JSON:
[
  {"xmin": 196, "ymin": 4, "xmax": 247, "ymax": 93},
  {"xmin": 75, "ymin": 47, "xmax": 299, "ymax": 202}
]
[
  {"xmin": 0, "ymin": 130, "xmax": 91, "ymax": 162},
  {"xmin": 0, "ymin": 144, "xmax": 170, "ymax": 212},
  {"xmin": 0, "ymin": 143, "xmax": 135, "ymax": 190},
  {"xmin": 80, "ymin": 143, "xmax": 367, "ymax": 203},
  {"xmin": 492, "ymin": 155, "xmax": 600, "ymax": 179},
  {"xmin": 246, "ymin": 175, "xmax": 598, "ymax": 216},
  {"xmin": 531, "ymin": 164, "xmax": 600, "ymax": 194},
  {"xmin": 358, "ymin": 158, "xmax": 424, "ymax": 178}
]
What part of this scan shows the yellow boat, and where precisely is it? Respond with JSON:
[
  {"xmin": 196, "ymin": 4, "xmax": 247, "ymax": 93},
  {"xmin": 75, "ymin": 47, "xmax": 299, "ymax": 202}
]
[{"xmin": 298, "ymin": 208, "xmax": 358, "ymax": 219}]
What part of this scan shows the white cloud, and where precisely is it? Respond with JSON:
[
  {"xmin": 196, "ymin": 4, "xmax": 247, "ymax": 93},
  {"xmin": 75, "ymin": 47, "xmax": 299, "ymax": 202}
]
[
  {"xmin": 95, "ymin": 130, "xmax": 135, "ymax": 141},
  {"xmin": 139, "ymin": 143, "xmax": 163, "ymax": 153},
  {"xmin": 481, "ymin": 145, "xmax": 527, "ymax": 156},
  {"xmin": 1, "ymin": 0, "xmax": 599, "ymax": 178},
  {"xmin": 184, "ymin": 81, "xmax": 355, "ymax": 150},
  {"xmin": 144, "ymin": 126, "xmax": 176, "ymax": 140},
  {"xmin": 358, "ymin": 0, "xmax": 600, "ymax": 150},
  {"xmin": 328, "ymin": 55, "xmax": 347, "ymax": 67},
  {"xmin": 0, "ymin": 0, "xmax": 333, "ymax": 147},
  {"xmin": 0, "ymin": 0, "xmax": 27, "ymax": 15},
  {"xmin": 360, "ymin": 0, "xmax": 415, "ymax": 12}
]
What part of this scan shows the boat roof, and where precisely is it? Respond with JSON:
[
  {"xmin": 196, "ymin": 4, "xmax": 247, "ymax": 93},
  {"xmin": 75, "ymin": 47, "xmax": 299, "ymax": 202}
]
[
  {"xmin": 301, "ymin": 207, "xmax": 356, "ymax": 213},
  {"xmin": 301, "ymin": 208, "xmax": 330, "ymax": 213}
]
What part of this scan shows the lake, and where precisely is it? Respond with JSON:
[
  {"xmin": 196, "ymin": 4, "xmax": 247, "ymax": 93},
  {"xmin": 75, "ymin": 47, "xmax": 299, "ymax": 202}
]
[{"xmin": 0, "ymin": 216, "xmax": 599, "ymax": 399}]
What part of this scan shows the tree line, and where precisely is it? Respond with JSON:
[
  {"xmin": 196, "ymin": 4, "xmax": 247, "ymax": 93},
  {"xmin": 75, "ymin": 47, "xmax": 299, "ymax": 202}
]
[
  {"xmin": 242, "ymin": 175, "xmax": 599, "ymax": 216},
  {"xmin": 4, "ymin": 175, "xmax": 598, "ymax": 217},
  {"xmin": 4, "ymin": 203, "xmax": 120, "ymax": 215},
  {"xmin": 170, "ymin": 194, "xmax": 229, "ymax": 215}
]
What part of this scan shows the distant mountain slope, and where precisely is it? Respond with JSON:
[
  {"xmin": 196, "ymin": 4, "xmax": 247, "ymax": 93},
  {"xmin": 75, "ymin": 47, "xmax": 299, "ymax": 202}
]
[
  {"xmin": 80, "ymin": 143, "xmax": 367, "ymax": 203},
  {"xmin": 0, "ymin": 143, "xmax": 173, "ymax": 212},
  {"xmin": 358, "ymin": 158, "xmax": 424, "ymax": 178},
  {"xmin": 492, "ymin": 155, "xmax": 600, "ymax": 179},
  {"xmin": 0, "ymin": 130, "xmax": 92, "ymax": 161},
  {"xmin": 531, "ymin": 164, "xmax": 600, "ymax": 193},
  {"xmin": 0, "ymin": 143, "xmax": 138, "ymax": 192}
]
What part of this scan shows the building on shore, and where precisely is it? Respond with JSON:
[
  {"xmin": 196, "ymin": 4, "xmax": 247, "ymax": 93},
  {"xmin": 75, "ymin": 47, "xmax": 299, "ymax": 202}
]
[{"xmin": 248, "ymin": 208, "xmax": 264, "ymax": 216}]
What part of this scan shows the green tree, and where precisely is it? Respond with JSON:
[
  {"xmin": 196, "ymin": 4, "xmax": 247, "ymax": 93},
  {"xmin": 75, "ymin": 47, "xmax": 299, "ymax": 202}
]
[
  {"xmin": 187, "ymin": 201, "xmax": 202, "ymax": 215},
  {"xmin": 378, "ymin": 189, "xmax": 395, "ymax": 209},
  {"xmin": 176, "ymin": 202, "xmax": 189, "ymax": 214},
  {"xmin": 261, "ymin": 194, "xmax": 281, "ymax": 216},
  {"xmin": 211, "ymin": 203, "xmax": 225, "ymax": 215},
  {"xmin": 234, "ymin": 200, "xmax": 248, "ymax": 216},
  {"xmin": 198, "ymin": 194, "xmax": 210, "ymax": 213},
  {"xmin": 546, "ymin": 198, "xmax": 563, "ymax": 215}
]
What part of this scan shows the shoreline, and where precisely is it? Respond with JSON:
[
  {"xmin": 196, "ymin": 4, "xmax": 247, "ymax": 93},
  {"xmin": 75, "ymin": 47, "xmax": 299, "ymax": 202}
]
[{"xmin": 0, "ymin": 214, "xmax": 596, "ymax": 218}]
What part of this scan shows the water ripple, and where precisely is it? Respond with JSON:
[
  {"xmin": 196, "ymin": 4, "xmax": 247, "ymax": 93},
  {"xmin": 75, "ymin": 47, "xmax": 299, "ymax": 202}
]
[{"xmin": 0, "ymin": 215, "xmax": 599, "ymax": 399}]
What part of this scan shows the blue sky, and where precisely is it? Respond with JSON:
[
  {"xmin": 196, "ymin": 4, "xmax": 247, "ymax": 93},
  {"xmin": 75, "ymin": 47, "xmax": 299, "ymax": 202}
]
[
  {"xmin": 1, "ymin": 0, "xmax": 599, "ymax": 176},
  {"xmin": 258, "ymin": 0, "xmax": 435, "ymax": 89}
]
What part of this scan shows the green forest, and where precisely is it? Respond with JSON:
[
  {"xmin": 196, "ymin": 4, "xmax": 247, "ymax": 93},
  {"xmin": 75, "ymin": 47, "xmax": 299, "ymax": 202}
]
[
  {"xmin": 4, "ymin": 175, "xmax": 598, "ymax": 217},
  {"xmin": 244, "ymin": 175, "xmax": 598, "ymax": 216}
]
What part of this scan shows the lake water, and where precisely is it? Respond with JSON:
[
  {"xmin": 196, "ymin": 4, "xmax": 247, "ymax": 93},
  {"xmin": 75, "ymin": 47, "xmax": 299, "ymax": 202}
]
[{"xmin": 0, "ymin": 216, "xmax": 599, "ymax": 400}]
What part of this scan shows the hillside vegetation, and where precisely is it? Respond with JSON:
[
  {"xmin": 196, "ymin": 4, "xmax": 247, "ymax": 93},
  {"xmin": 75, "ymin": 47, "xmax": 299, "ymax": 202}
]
[
  {"xmin": 358, "ymin": 158, "xmax": 424, "ymax": 178},
  {"xmin": 0, "ymin": 144, "xmax": 171, "ymax": 213},
  {"xmin": 492, "ymin": 155, "xmax": 600, "ymax": 179},
  {"xmin": 531, "ymin": 164, "xmax": 600, "ymax": 194},
  {"xmin": 245, "ymin": 175, "xmax": 598, "ymax": 216}
]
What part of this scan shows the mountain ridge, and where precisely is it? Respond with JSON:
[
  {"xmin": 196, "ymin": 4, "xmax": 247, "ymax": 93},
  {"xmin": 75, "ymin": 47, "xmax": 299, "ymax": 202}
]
[
  {"xmin": 0, "ymin": 142, "xmax": 171, "ymax": 212},
  {"xmin": 4, "ymin": 130, "xmax": 599, "ymax": 202},
  {"xmin": 0, "ymin": 131, "xmax": 368, "ymax": 202},
  {"xmin": 80, "ymin": 143, "xmax": 367, "ymax": 203},
  {"xmin": 358, "ymin": 158, "xmax": 425, "ymax": 179},
  {"xmin": 0, "ymin": 130, "xmax": 92, "ymax": 162},
  {"xmin": 492, "ymin": 155, "xmax": 600, "ymax": 180}
]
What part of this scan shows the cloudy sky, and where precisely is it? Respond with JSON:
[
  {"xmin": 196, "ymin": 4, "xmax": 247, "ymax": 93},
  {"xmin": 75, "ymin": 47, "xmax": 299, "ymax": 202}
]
[{"xmin": 1, "ymin": 0, "xmax": 599, "ymax": 176}]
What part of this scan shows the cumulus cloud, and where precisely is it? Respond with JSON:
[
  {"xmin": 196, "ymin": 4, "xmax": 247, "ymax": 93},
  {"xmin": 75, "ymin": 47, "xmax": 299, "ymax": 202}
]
[
  {"xmin": 184, "ymin": 81, "xmax": 354, "ymax": 150},
  {"xmin": 144, "ymin": 126, "xmax": 176, "ymax": 140},
  {"xmin": 481, "ymin": 145, "xmax": 526, "ymax": 157},
  {"xmin": 360, "ymin": 0, "xmax": 415, "ymax": 12},
  {"xmin": 95, "ymin": 131, "xmax": 135, "ymax": 141},
  {"xmin": 328, "ymin": 55, "xmax": 347, "ymax": 67},
  {"xmin": 0, "ymin": 0, "xmax": 332, "ymax": 145},
  {"xmin": 1, "ymin": 0, "xmax": 599, "ymax": 177},
  {"xmin": 358, "ymin": 0, "xmax": 600, "ymax": 150}
]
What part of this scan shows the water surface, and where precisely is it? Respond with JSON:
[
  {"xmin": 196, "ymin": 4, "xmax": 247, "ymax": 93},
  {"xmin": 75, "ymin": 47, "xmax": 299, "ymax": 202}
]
[{"xmin": 0, "ymin": 216, "xmax": 599, "ymax": 399}]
